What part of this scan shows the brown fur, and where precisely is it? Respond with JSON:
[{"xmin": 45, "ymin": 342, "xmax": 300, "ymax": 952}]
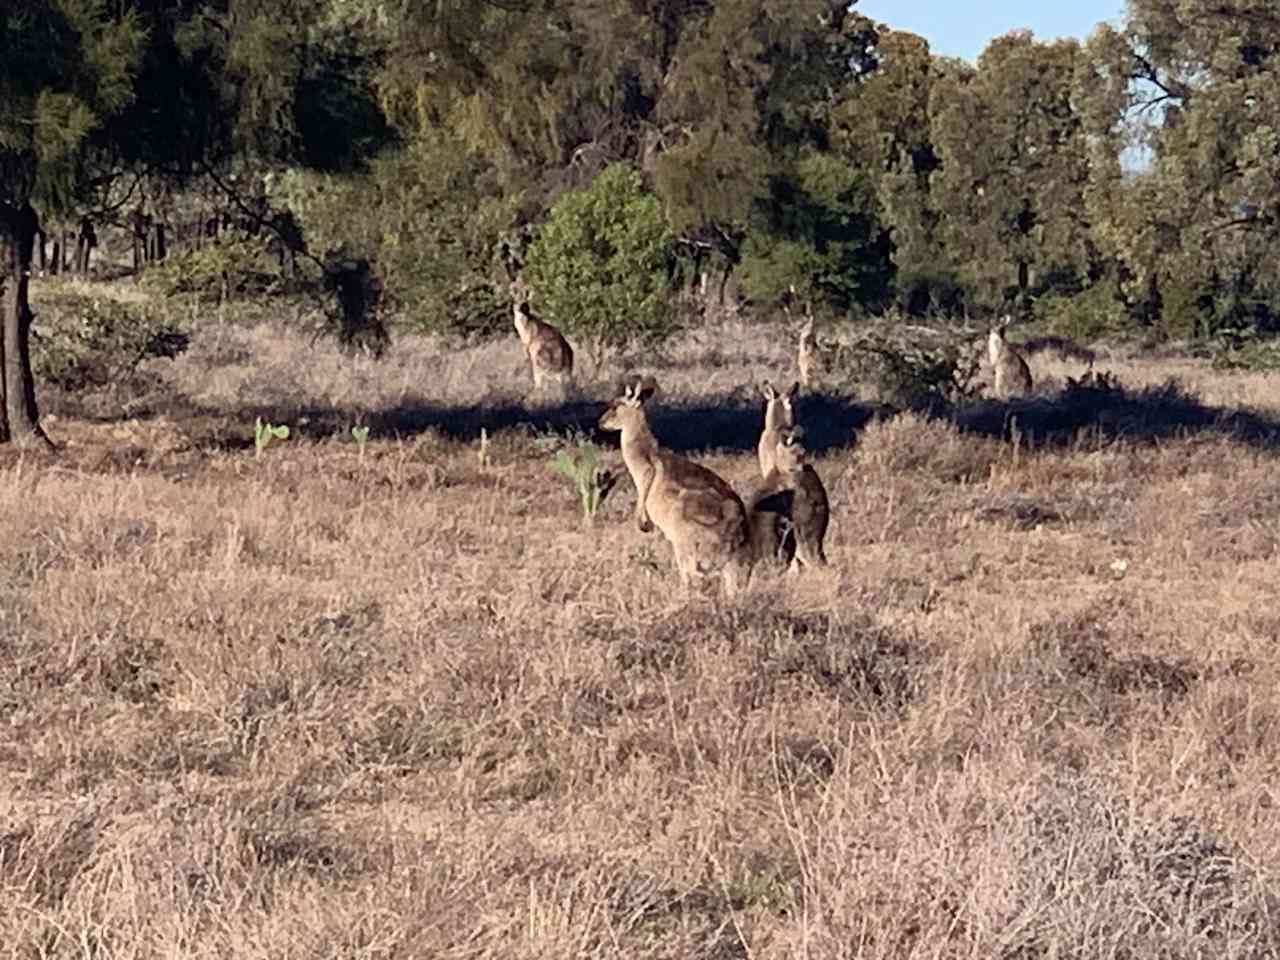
[
  {"xmin": 988, "ymin": 319, "xmax": 1034, "ymax": 399},
  {"xmin": 797, "ymin": 313, "xmax": 820, "ymax": 388},
  {"xmin": 511, "ymin": 287, "xmax": 574, "ymax": 392},
  {"xmin": 757, "ymin": 380, "xmax": 798, "ymax": 479},
  {"xmin": 749, "ymin": 429, "xmax": 829, "ymax": 571},
  {"xmin": 599, "ymin": 377, "xmax": 753, "ymax": 595}
]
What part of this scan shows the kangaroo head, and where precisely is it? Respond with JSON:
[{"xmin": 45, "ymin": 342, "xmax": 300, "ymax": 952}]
[
  {"xmin": 600, "ymin": 376, "xmax": 657, "ymax": 432},
  {"xmin": 988, "ymin": 315, "xmax": 1013, "ymax": 362},
  {"xmin": 762, "ymin": 380, "xmax": 799, "ymax": 428}
]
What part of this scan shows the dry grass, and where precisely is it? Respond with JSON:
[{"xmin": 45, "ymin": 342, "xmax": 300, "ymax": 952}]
[{"xmin": 4, "ymin": 283, "xmax": 1280, "ymax": 957}]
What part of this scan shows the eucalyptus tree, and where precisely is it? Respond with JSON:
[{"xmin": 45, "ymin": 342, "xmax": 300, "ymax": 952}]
[
  {"xmin": 1085, "ymin": 0, "xmax": 1280, "ymax": 335},
  {"xmin": 929, "ymin": 32, "xmax": 1094, "ymax": 312},
  {"xmin": 0, "ymin": 0, "xmax": 390, "ymax": 445},
  {"xmin": 0, "ymin": 2, "xmax": 144, "ymax": 445},
  {"xmin": 829, "ymin": 27, "xmax": 953, "ymax": 314},
  {"xmin": 369, "ymin": 0, "xmax": 870, "ymax": 312}
]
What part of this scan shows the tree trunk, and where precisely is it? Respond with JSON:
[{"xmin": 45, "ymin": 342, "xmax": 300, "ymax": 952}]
[{"xmin": 0, "ymin": 202, "xmax": 45, "ymax": 445}]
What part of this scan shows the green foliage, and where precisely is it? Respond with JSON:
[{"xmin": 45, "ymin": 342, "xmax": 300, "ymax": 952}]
[
  {"xmin": 1209, "ymin": 325, "xmax": 1280, "ymax": 372},
  {"xmin": 142, "ymin": 233, "xmax": 281, "ymax": 303},
  {"xmin": 524, "ymin": 164, "xmax": 676, "ymax": 346},
  {"xmin": 740, "ymin": 150, "xmax": 891, "ymax": 311},
  {"xmin": 1156, "ymin": 273, "xmax": 1207, "ymax": 342},
  {"xmin": 550, "ymin": 440, "xmax": 611, "ymax": 522},
  {"xmin": 351, "ymin": 424, "xmax": 370, "ymax": 457},
  {"xmin": 929, "ymin": 34, "xmax": 1093, "ymax": 311},
  {"xmin": 254, "ymin": 418, "xmax": 290, "ymax": 457},
  {"xmin": 274, "ymin": 138, "xmax": 516, "ymax": 337},
  {"xmin": 1032, "ymin": 283, "xmax": 1134, "ymax": 342},
  {"xmin": 30, "ymin": 291, "xmax": 189, "ymax": 390},
  {"xmin": 0, "ymin": 3, "xmax": 145, "ymax": 211}
]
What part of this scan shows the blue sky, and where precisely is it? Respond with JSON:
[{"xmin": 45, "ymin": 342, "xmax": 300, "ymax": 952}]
[{"xmin": 853, "ymin": 0, "xmax": 1128, "ymax": 62}]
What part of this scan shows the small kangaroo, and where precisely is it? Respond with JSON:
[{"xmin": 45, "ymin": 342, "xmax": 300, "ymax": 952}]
[
  {"xmin": 797, "ymin": 309, "xmax": 820, "ymax": 388},
  {"xmin": 776, "ymin": 429, "xmax": 830, "ymax": 569},
  {"xmin": 598, "ymin": 377, "xmax": 754, "ymax": 596},
  {"xmin": 757, "ymin": 380, "xmax": 798, "ymax": 479},
  {"xmin": 511, "ymin": 281, "xmax": 574, "ymax": 393},
  {"xmin": 747, "ymin": 429, "xmax": 830, "ymax": 572},
  {"xmin": 988, "ymin": 317, "xmax": 1033, "ymax": 399}
]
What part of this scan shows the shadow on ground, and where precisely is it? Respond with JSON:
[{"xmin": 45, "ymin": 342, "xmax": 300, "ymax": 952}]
[
  {"xmin": 237, "ymin": 389, "xmax": 878, "ymax": 457},
  {"xmin": 955, "ymin": 376, "xmax": 1280, "ymax": 452},
  {"xmin": 40, "ymin": 372, "xmax": 1280, "ymax": 458}
]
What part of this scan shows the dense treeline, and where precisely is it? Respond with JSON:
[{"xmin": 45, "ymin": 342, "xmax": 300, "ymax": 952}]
[{"xmin": 2, "ymin": 0, "xmax": 1280, "ymax": 442}]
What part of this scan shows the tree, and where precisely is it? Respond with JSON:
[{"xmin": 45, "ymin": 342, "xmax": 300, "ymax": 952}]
[
  {"xmin": 523, "ymin": 164, "xmax": 675, "ymax": 348},
  {"xmin": 0, "ymin": 1, "xmax": 393, "ymax": 445},
  {"xmin": 929, "ymin": 32, "xmax": 1094, "ymax": 312},
  {"xmin": 372, "ymin": 0, "xmax": 868, "ymax": 310},
  {"xmin": 0, "ymin": 2, "xmax": 144, "ymax": 445},
  {"xmin": 1085, "ymin": 0, "xmax": 1280, "ymax": 335},
  {"xmin": 830, "ymin": 27, "xmax": 956, "ymax": 314}
]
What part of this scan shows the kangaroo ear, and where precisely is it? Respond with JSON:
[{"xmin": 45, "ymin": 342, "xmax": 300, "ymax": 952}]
[
  {"xmin": 762, "ymin": 381, "xmax": 777, "ymax": 401},
  {"xmin": 635, "ymin": 375, "xmax": 658, "ymax": 405},
  {"xmin": 786, "ymin": 381, "xmax": 800, "ymax": 399}
]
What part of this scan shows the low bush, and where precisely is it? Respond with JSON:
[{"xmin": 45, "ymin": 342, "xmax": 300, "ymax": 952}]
[
  {"xmin": 30, "ymin": 290, "xmax": 189, "ymax": 390},
  {"xmin": 142, "ymin": 233, "xmax": 282, "ymax": 303}
]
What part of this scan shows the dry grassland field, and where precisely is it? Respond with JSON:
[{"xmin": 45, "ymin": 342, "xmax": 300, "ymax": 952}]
[{"xmin": 4, "ymin": 278, "xmax": 1280, "ymax": 959}]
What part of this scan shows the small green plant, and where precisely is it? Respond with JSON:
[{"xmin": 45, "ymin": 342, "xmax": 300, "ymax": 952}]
[
  {"xmin": 550, "ymin": 440, "xmax": 615, "ymax": 522},
  {"xmin": 351, "ymin": 424, "xmax": 370, "ymax": 459},
  {"xmin": 254, "ymin": 418, "xmax": 290, "ymax": 458}
]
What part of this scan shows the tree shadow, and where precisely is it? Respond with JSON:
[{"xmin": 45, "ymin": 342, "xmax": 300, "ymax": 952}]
[
  {"xmin": 952, "ymin": 376, "xmax": 1280, "ymax": 452},
  {"xmin": 250, "ymin": 390, "xmax": 880, "ymax": 457},
  {"xmin": 42, "ymin": 371, "xmax": 1280, "ymax": 460}
]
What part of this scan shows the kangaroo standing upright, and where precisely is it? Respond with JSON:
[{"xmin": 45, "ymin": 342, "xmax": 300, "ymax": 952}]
[
  {"xmin": 598, "ymin": 377, "xmax": 754, "ymax": 596},
  {"xmin": 757, "ymin": 381, "xmax": 798, "ymax": 479},
  {"xmin": 510, "ymin": 280, "xmax": 574, "ymax": 395},
  {"xmin": 988, "ymin": 318, "xmax": 1033, "ymax": 399}
]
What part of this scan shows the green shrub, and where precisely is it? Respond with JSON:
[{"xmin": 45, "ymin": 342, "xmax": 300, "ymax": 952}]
[
  {"xmin": 142, "ymin": 233, "xmax": 282, "ymax": 302},
  {"xmin": 30, "ymin": 292, "xmax": 189, "ymax": 390},
  {"xmin": 1033, "ymin": 282, "xmax": 1134, "ymax": 342},
  {"xmin": 1156, "ymin": 272, "xmax": 1206, "ymax": 341},
  {"xmin": 550, "ymin": 439, "xmax": 616, "ymax": 522},
  {"xmin": 524, "ymin": 164, "xmax": 677, "ymax": 347},
  {"xmin": 1210, "ymin": 327, "xmax": 1280, "ymax": 371},
  {"xmin": 272, "ymin": 140, "xmax": 518, "ymax": 339}
]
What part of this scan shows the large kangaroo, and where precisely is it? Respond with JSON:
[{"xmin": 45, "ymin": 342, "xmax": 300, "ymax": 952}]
[{"xmin": 598, "ymin": 377, "xmax": 754, "ymax": 596}]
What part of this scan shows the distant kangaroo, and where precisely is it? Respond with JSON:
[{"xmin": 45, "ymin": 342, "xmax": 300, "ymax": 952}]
[
  {"xmin": 797, "ymin": 308, "xmax": 820, "ymax": 388},
  {"xmin": 988, "ymin": 317, "xmax": 1033, "ymax": 399},
  {"xmin": 757, "ymin": 380, "xmax": 798, "ymax": 479},
  {"xmin": 510, "ymin": 280, "xmax": 574, "ymax": 394},
  {"xmin": 598, "ymin": 377, "xmax": 754, "ymax": 596}
]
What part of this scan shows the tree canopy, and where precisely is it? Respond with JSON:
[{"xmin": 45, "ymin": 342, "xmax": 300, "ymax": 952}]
[{"xmin": 6, "ymin": 0, "xmax": 1280, "ymax": 444}]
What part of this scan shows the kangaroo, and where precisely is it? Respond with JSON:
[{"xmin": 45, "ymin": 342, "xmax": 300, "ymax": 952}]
[
  {"xmin": 988, "ymin": 317, "xmax": 1033, "ymax": 399},
  {"xmin": 510, "ymin": 281, "xmax": 574, "ymax": 394},
  {"xmin": 598, "ymin": 377, "xmax": 754, "ymax": 596},
  {"xmin": 757, "ymin": 380, "xmax": 798, "ymax": 479},
  {"xmin": 749, "ymin": 429, "xmax": 829, "ymax": 572},
  {"xmin": 797, "ymin": 308, "xmax": 820, "ymax": 388}
]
